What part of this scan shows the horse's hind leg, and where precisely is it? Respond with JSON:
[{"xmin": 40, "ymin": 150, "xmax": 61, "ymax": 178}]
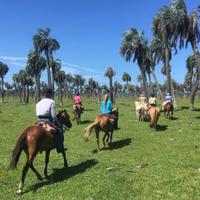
[
  {"xmin": 102, "ymin": 132, "xmax": 108, "ymax": 148},
  {"xmin": 95, "ymin": 128, "xmax": 100, "ymax": 151},
  {"xmin": 17, "ymin": 160, "xmax": 29, "ymax": 195},
  {"xmin": 44, "ymin": 150, "xmax": 50, "ymax": 178},
  {"xmin": 109, "ymin": 131, "xmax": 113, "ymax": 144}
]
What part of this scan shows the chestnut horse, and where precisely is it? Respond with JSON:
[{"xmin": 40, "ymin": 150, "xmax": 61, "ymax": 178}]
[
  {"xmin": 10, "ymin": 110, "xmax": 72, "ymax": 195},
  {"xmin": 164, "ymin": 102, "xmax": 173, "ymax": 119},
  {"xmin": 147, "ymin": 106, "xmax": 161, "ymax": 129},
  {"xmin": 83, "ymin": 108, "xmax": 118, "ymax": 151}
]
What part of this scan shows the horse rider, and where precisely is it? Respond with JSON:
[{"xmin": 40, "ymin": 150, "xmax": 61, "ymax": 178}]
[
  {"xmin": 100, "ymin": 94, "xmax": 119, "ymax": 130},
  {"xmin": 73, "ymin": 92, "xmax": 84, "ymax": 112},
  {"xmin": 148, "ymin": 93, "xmax": 157, "ymax": 108},
  {"xmin": 162, "ymin": 92, "xmax": 173, "ymax": 110},
  {"xmin": 139, "ymin": 93, "xmax": 147, "ymax": 105},
  {"xmin": 36, "ymin": 87, "xmax": 65, "ymax": 153}
]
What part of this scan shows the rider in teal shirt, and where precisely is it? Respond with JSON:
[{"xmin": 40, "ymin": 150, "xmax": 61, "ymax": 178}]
[{"xmin": 100, "ymin": 94, "xmax": 113, "ymax": 114}]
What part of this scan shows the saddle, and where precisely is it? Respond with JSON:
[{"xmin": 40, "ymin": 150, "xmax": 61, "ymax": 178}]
[{"xmin": 35, "ymin": 121, "xmax": 56, "ymax": 134}]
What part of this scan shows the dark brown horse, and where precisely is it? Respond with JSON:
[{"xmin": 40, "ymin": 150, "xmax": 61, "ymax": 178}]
[
  {"xmin": 164, "ymin": 102, "xmax": 173, "ymax": 119},
  {"xmin": 83, "ymin": 108, "xmax": 118, "ymax": 151},
  {"xmin": 10, "ymin": 110, "xmax": 72, "ymax": 195},
  {"xmin": 73, "ymin": 104, "xmax": 83, "ymax": 124}
]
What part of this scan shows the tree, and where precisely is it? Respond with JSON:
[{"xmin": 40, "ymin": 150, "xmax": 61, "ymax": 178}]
[
  {"xmin": 74, "ymin": 74, "xmax": 85, "ymax": 95},
  {"xmin": 26, "ymin": 49, "xmax": 46, "ymax": 102},
  {"xmin": 120, "ymin": 28, "xmax": 149, "ymax": 99},
  {"xmin": 33, "ymin": 28, "xmax": 60, "ymax": 88},
  {"xmin": 122, "ymin": 72, "xmax": 131, "ymax": 95},
  {"xmin": 55, "ymin": 69, "xmax": 65, "ymax": 106},
  {"xmin": 0, "ymin": 61, "xmax": 9, "ymax": 103},
  {"xmin": 105, "ymin": 67, "xmax": 116, "ymax": 103},
  {"xmin": 65, "ymin": 74, "xmax": 74, "ymax": 99}
]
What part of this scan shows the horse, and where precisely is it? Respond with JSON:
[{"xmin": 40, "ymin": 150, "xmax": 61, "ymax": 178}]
[
  {"xmin": 83, "ymin": 108, "xmax": 118, "ymax": 151},
  {"xmin": 135, "ymin": 101, "xmax": 149, "ymax": 121},
  {"xmin": 164, "ymin": 102, "xmax": 173, "ymax": 119},
  {"xmin": 73, "ymin": 104, "xmax": 83, "ymax": 124},
  {"xmin": 147, "ymin": 106, "xmax": 161, "ymax": 129},
  {"xmin": 9, "ymin": 110, "xmax": 72, "ymax": 195}
]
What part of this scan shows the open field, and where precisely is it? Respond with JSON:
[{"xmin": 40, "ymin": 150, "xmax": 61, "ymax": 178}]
[{"xmin": 1, "ymin": 97, "xmax": 200, "ymax": 199}]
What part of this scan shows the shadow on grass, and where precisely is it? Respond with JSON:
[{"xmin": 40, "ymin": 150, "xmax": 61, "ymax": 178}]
[
  {"xmin": 179, "ymin": 106, "xmax": 189, "ymax": 110},
  {"xmin": 80, "ymin": 120, "xmax": 93, "ymax": 124},
  {"xmin": 84, "ymin": 108, "xmax": 94, "ymax": 111},
  {"xmin": 27, "ymin": 159, "xmax": 98, "ymax": 193},
  {"xmin": 156, "ymin": 125, "xmax": 168, "ymax": 131},
  {"xmin": 194, "ymin": 116, "xmax": 200, "ymax": 119},
  {"xmin": 170, "ymin": 116, "xmax": 178, "ymax": 120},
  {"xmin": 92, "ymin": 138, "xmax": 132, "ymax": 153}
]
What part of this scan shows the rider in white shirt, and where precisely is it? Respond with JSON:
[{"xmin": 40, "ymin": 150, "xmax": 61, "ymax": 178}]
[{"xmin": 36, "ymin": 88, "xmax": 64, "ymax": 153}]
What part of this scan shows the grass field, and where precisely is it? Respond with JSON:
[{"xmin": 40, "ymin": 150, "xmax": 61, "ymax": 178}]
[{"xmin": 1, "ymin": 97, "xmax": 200, "ymax": 200}]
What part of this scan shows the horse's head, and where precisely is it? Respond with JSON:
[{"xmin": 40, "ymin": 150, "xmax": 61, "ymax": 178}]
[{"xmin": 57, "ymin": 110, "xmax": 72, "ymax": 129}]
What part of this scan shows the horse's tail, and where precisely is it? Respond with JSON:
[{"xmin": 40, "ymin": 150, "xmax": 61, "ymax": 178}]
[
  {"xmin": 83, "ymin": 120, "xmax": 100, "ymax": 142},
  {"xmin": 151, "ymin": 107, "xmax": 160, "ymax": 127},
  {"xmin": 10, "ymin": 131, "xmax": 27, "ymax": 169}
]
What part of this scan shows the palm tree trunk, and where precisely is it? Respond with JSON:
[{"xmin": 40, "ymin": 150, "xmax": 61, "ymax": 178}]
[
  {"xmin": 140, "ymin": 66, "xmax": 149, "ymax": 99},
  {"xmin": 109, "ymin": 78, "xmax": 114, "ymax": 103},
  {"xmin": 25, "ymin": 85, "xmax": 29, "ymax": 103},
  {"xmin": 35, "ymin": 75, "xmax": 41, "ymax": 103},
  {"xmin": 189, "ymin": 41, "xmax": 200, "ymax": 111},
  {"xmin": 164, "ymin": 47, "xmax": 171, "ymax": 93},
  {"xmin": 46, "ymin": 53, "xmax": 52, "ymax": 88},
  {"xmin": 0, "ymin": 77, "xmax": 3, "ymax": 103}
]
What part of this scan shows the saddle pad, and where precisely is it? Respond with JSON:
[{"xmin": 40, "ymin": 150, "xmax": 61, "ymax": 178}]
[{"xmin": 36, "ymin": 121, "xmax": 56, "ymax": 134}]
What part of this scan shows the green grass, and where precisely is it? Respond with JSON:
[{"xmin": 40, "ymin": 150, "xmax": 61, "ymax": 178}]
[{"xmin": 1, "ymin": 97, "xmax": 200, "ymax": 199}]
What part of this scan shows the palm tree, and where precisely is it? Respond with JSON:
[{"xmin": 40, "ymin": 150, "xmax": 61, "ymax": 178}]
[
  {"xmin": 65, "ymin": 73, "xmax": 74, "ymax": 99},
  {"xmin": 33, "ymin": 28, "xmax": 60, "ymax": 88},
  {"xmin": 26, "ymin": 49, "xmax": 46, "ymax": 102},
  {"xmin": 120, "ymin": 28, "xmax": 149, "ymax": 99},
  {"xmin": 137, "ymin": 75, "xmax": 143, "ymax": 89},
  {"xmin": 0, "ymin": 61, "xmax": 9, "ymax": 103},
  {"xmin": 51, "ymin": 58, "xmax": 61, "ymax": 92},
  {"xmin": 122, "ymin": 72, "xmax": 131, "ymax": 95},
  {"xmin": 185, "ymin": 9, "xmax": 200, "ymax": 110},
  {"xmin": 74, "ymin": 74, "xmax": 85, "ymax": 95},
  {"xmin": 55, "ymin": 69, "xmax": 66, "ymax": 106},
  {"xmin": 105, "ymin": 67, "xmax": 116, "ymax": 103},
  {"xmin": 88, "ymin": 78, "xmax": 96, "ymax": 100}
]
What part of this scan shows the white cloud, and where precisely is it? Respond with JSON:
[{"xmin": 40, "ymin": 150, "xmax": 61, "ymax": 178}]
[
  {"xmin": 62, "ymin": 66, "xmax": 80, "ymax": 74},
  {"xmin": 62, "ymin": 61, "xmax": 103, "ymax": 74},
  {"xmin": 0, "ymin": 56, "xmax": 27, "ymax": 61}
]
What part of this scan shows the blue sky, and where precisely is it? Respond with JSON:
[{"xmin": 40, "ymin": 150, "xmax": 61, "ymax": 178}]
[{"xmin": 0, "ymin": 0, "xmax": 199, "ymax": 86}]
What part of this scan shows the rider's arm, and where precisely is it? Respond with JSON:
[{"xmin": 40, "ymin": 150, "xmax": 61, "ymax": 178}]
[{"xmin": 50, "ymin": 101, "xmax": 57, "ymax": 122}]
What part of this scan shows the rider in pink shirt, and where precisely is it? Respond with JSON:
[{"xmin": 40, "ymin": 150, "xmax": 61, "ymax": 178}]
[{"xmin": 73, "ymin": 92, "xmax": 84, "ymax": 112}]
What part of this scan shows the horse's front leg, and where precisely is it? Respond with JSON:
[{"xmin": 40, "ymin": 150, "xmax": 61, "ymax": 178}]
[
  {"xmin": 102, "ymin": 132, "xmax": 108, "ymax": 148},
  {"xmin": 44, "ymin": 150, "xmax": 50, "ymax": 178},
  {"xmin": 61, "ymin": 151, "xmax": 68, "ymax": 168},
  {"xmin": 109, "ymin": 131, "xmax": 113, "ymax": 144}
]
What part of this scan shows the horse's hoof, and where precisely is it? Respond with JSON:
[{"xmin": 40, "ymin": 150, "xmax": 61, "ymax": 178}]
[
  {"xmin": 37, "ymin": 175, "xmax": 43, "ymax": 181},
  {"xmin": 16, "ymin": 189, "xmax": 23, "ymax": 195}
]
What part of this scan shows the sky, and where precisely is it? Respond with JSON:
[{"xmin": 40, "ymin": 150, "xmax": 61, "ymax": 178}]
[{"xmin": 0, "ymin": 0, "xmax": 199, "ymax": 86}]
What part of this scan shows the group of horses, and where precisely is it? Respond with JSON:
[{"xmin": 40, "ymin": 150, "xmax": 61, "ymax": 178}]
[
  {"xmin": 135, "ymin": 100, "xmax": 174, "ymax": 128},
  {"xmin": 9, "ymin": 99, "xmax": 173, "ymax": 195}
]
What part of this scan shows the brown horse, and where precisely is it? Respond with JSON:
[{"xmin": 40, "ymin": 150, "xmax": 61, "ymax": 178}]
[
  {"xmin": 164, "ymin": 102, "xmax": 173, "ymax": 119},
  {"xmin": 73, "ymin": 104, "xmax": 83, "ymax": 124},
  {"xmin": 83, "ymin": 109, "xmax": 118, "ymax": 151},
  {"xmin": 9, "ymin": 110, "xmax": 72, "ymax": 195},
  {"xmin": 147, "ymin": 106, "xmax": 160, "ymax": 129}
]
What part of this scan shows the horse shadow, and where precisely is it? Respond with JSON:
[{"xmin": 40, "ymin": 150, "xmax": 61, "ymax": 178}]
[
  {"xmin": 27, "ymin": 159, "xmax": 98, "ymax": 193},
  {"xmin": 80, "ymin": 120, "xmax": 93, "ymax": 124},
  {"xmin": 92, "ymin": 138, "xmax": 132, "ymax": 153},
  {"xmin": 155, "ymin": 125, "xmax": 168, "ymax": 131},
  {"xmin": 194, "ymin": 116, "xmax": 200, "ymax": 119},
  {"xmin": 170, "ymin": 116, "xmax": 178, "ymax": 120},
  {"xmin": 179, "ymin": 106, "xmax": 189, "ymax": 110}
]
